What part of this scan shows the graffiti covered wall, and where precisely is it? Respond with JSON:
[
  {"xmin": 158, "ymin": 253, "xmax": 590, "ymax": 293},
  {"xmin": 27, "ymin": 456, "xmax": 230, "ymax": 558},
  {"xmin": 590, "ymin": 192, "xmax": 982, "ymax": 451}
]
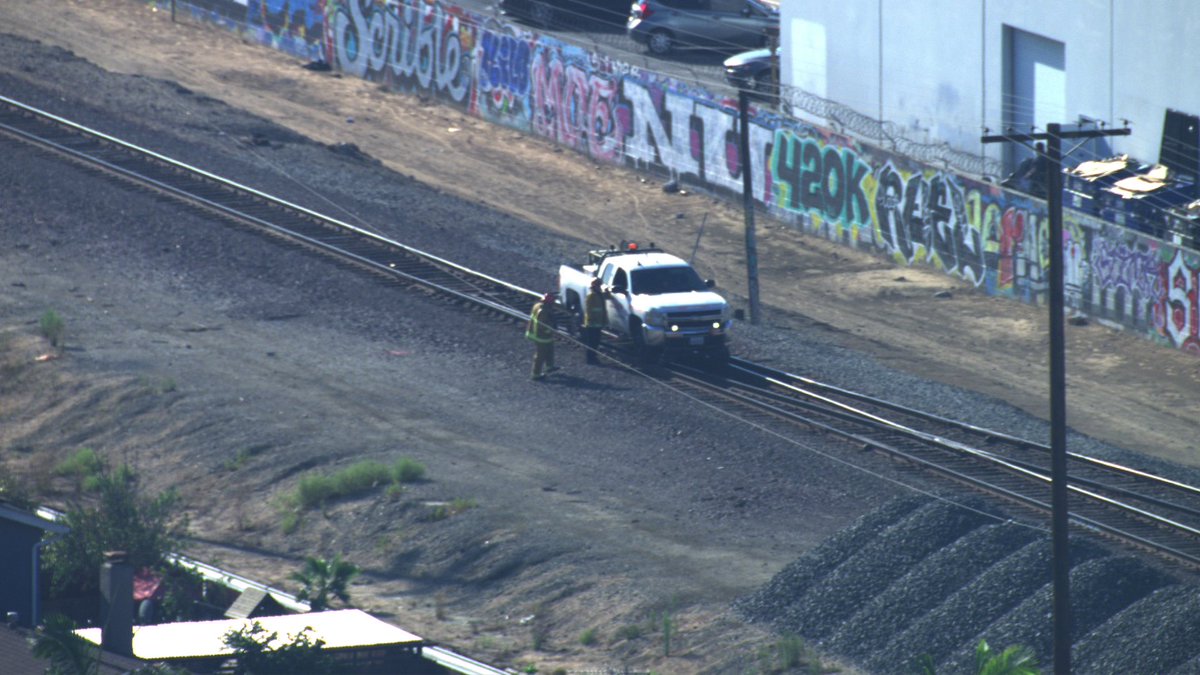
[{"xmin": 171, "ymin": 0, "xmax": 1200, "ymax": 356}]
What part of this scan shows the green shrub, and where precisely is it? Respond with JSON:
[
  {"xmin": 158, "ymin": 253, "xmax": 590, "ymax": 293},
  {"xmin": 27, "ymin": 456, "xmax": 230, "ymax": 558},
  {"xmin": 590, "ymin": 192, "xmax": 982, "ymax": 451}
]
[
  {"xmin": 429, "ymin": 498, "xmax": 476, "ymax": 521},
  {"xmin": 280, "ymin": 509, "xmax": 301, "ymax": 534},
  {"xmin": 0, "ymin": 468, "xmax": 34, "ymax": 509},
  {"xmin": 614, "ymin": 623, "xmax": 644, "ymax": 642},
  {"xmin": 55, "ymin": 448, "xmax": 103, "ymax": 479},
  {"xmin": 391, "ymin": 458, "xmax": 426, "ymax": 483},
  {"xmin": 81, "ymin": 475, "xmax": 105, "ymax": 493},
  {"xmin": 776, "ymin": 633, "xmax": 808, "ymax": 670},
  {"xmin": 578, "ymin": 627, "xmax": 598, "ymax": 646},
  {"xmin": 43, "ymin": 464, "xmax": 185, "ymax": 596},
  {"xmin": 332, "ymin": 461, "xmax": 390, "ymax": 494},
  {"xmin": 755, "ymin": 634, "xmax": 823, "ymax": 674},
  {"xmin": 293, "ymin": 461, "xmax": 392, "ymax": 510},
  {"xmin": 39, "ymin": 310, "xmax": 65, "ymax": 347},
  {"xmin": 295, "ymin": 475, "xmax": 337, "ymax": 509},
  {"xmin": 225, "ymin": 445, "xmax": 268, "ymax": 472},
  {"xmin": 223, "ymin": 621, "xmax": 334, "ymax": 673}
]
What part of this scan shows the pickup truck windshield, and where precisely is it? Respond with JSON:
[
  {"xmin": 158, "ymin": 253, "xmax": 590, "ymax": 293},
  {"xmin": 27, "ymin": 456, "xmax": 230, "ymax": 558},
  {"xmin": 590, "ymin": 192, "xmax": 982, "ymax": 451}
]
[{"xmin": 630, "ymin": 266, "xmax": 708, "ymax": 294}]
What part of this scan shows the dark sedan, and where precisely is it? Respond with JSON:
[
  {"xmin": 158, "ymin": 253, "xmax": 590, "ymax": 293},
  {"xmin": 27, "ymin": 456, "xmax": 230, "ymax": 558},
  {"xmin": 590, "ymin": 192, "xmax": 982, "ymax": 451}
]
[
  {"xmin": 723, "ymin": 47, "xmax": 778, "ymax": 97},
  {"xmin": 628, "ymin": 0, "xmax": 778, "ymax": 55},
  {"xmin": 498, "ymin": 0, "xmax": 632, "ymax": 30}
]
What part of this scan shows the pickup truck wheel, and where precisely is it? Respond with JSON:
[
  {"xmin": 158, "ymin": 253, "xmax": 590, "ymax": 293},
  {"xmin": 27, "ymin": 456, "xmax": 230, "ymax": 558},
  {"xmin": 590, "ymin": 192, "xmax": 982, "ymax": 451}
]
[
  {"xmin": 566, "ymin": 296, "xmax": 582, "ymax": 336},
  {"xmin": 629, "ymin": 318, "xmax": 660, "ymax": 365}
]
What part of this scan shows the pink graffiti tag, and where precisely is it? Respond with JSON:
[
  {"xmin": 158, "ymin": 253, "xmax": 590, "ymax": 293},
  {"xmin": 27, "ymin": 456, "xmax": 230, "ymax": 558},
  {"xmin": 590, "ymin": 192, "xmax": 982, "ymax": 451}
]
[
  {"xmin": 999, "ymin": 207, "xmax": 1026, "ymax": 289},
  {"xmin": 529, "ymin": 47, "xmax": 620, "ymax": 159}
]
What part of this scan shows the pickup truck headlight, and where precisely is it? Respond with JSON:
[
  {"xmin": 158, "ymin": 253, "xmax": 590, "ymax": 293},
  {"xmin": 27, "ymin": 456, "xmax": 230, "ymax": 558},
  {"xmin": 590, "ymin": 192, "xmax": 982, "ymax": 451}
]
[
  {"xmin": 644, "ymin": 308, "xmax": 667, "ymax": 328},
  {"xmin": 710, "ymin": 305, "xmax": 731, "ymax": 332}
]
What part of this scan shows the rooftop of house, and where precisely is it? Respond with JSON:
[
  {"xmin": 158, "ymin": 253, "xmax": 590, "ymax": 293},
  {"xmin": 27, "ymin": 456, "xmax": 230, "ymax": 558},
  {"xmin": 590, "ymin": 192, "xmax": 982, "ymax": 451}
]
[{"xmin": 74, "ymin": 608, "xmax": 424, "ymax": 661}]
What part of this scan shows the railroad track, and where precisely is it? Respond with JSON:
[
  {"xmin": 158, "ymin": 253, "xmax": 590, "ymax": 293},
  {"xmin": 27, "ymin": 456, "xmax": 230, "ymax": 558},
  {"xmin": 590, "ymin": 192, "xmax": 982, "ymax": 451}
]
[
  {"xmin": 6, "ymin": 93, "xmax": 1200, "ymax": 572},
  {"xmin": 668, "ymin": 359, "xmax": 1200, "ymax": 569}
]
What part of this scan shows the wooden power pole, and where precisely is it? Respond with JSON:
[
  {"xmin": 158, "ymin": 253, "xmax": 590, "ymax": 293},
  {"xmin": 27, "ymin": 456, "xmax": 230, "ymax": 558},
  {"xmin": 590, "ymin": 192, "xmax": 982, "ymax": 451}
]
[{"xmin": 982, "ymin": 121, "xmax": 1130, "ymax": 674}]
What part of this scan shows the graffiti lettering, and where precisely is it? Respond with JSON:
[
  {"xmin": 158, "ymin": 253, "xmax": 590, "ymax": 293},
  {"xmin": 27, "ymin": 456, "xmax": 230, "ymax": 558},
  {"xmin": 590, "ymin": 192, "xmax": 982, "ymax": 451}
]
[
  {"xmin": 773, "ymin": 131, "xmax": 870, "ymax": 229},
  {"xmin": 621, "ymin": 80, "xmax": 699, "ymax": 177},
  {"xmin": 1158, "ymin": 251, "xmax": 1200, "ymax": 352},
  {"xmin": 332, "ymin": 0, "xmax": 471, "ymax": 102},
  {"xmin": 478, "ymin": 32, "xmax": 530, "ymax": 104},
  {"xmin": 1091, "ymin": 239, "xmax": 1161, "ymax": 299}
]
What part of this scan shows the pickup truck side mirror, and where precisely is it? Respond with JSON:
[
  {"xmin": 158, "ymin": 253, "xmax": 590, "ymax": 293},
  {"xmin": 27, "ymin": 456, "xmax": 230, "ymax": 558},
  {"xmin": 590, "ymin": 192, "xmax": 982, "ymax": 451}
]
[{"xmin": 705, "ymin": 279, "xmax": 716, "ymax": 288}]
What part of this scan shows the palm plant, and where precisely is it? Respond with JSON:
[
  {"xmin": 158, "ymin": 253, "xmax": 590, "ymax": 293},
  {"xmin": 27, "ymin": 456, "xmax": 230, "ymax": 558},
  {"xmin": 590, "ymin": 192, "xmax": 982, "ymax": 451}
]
[
  {"xmin": 290, "ymin": 554, "xmax": 360, "ymax": 611},
  {"xmin": 31, "ymin": 614, "xmax": 99, "ymax": 675},
  {"xmin": 975, "ymin": 640, "xmax": 1041, "ymax": 675},
  {"xmin": 912, "ymin": 640, "xmax": 1040, "ymax": 675}
]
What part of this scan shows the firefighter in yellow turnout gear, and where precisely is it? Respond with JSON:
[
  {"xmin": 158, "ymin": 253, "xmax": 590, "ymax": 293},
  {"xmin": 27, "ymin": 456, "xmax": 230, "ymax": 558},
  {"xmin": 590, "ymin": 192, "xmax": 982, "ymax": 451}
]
[
  {"xmin": 526, "ymin": 292, "xmax": 559, "ymax": 380},
  {"xmin": 582, "ymin": 278, "xmax": 609, "ymax": 364}
]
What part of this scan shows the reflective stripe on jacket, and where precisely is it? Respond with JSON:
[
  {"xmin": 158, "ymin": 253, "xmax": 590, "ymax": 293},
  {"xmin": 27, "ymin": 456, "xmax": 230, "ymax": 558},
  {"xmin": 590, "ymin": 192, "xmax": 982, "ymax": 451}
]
[
  {"xmin": 583, "ymin": 290, "xmax": 607, "ymax": 328},
  {"xmin": 525, "ymin": 303, "xmax": 554, "ymax": 343}
]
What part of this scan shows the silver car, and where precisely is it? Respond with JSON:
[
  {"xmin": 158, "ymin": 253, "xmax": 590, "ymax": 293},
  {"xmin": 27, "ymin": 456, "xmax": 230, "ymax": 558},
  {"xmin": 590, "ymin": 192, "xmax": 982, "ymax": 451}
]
[{"xmin": 627, "ymin": 0, "xmax": 779, "ymax": 56}]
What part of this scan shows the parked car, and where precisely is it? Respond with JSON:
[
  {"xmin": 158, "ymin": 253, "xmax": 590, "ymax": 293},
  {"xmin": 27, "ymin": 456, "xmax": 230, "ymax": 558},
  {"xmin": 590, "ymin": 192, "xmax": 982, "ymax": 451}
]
[
  {"xmin": 499, "ymin": 0, "xmax": 631, "ymax": 30},
  {"xmin": 627, "ymin": 0, "xmax": 779, "ymax": 55},
  {"xmin": 723, "ymin": 47, "xmax": 778, "ymax": 97}
]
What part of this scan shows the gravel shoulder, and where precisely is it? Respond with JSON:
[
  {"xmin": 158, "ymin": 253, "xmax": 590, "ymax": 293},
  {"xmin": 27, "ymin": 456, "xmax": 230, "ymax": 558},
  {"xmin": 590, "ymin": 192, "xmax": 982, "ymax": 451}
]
[{"xmin": 2, "ymin": 1, "xmax": 1200, "ymax": 672}]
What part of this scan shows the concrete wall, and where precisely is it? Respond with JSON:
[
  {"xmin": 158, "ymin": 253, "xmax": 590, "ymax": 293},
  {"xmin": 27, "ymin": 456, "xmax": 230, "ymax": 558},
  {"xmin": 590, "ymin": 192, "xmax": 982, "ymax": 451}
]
[
  {"xmin": 161, "ymin": 0, "xmax": 1200, "ymax": 356},
  {"xmin": 780, "ymin": 0, "xmax": 1200, "ymax": 173}
]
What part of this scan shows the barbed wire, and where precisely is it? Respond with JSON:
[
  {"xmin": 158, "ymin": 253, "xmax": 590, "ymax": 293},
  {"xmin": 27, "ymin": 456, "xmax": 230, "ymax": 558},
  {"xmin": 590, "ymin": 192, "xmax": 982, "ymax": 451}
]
[{"xmin": 778, "ymin": 86, "xmax": 1002, "ymax": 178}]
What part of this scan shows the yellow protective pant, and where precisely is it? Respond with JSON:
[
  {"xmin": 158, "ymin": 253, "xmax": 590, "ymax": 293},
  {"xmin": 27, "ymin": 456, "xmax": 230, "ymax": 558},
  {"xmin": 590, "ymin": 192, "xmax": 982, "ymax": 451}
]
[{"xmin": 532, "ymin": 341, "xmax": 555, "ymax": 378}]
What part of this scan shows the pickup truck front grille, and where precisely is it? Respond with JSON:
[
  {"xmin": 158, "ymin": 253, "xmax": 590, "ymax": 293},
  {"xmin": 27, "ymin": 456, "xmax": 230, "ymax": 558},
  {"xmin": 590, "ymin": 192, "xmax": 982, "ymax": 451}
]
[
  {"xmin": 665, "ymin": 310, "xmax": 723, "ymax": 331},
  {"xmin": 667, "ymin": 309, "xmax": 720, "ymax": 319},
  {"xmin": 672, "ymin": 320, "xmax": 719, "ymax": 331}
]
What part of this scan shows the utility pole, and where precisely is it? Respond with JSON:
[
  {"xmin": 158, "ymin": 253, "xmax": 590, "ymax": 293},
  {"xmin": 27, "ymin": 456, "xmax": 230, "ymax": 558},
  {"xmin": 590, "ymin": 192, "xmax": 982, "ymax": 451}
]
[
  {"xmin": 982, "ymin": 121, "xmax": 1129, "ymax": 674},
  {"xmin": 766, "ymin": 24, "xmax": 779, "ymax": 106},
  {"xmin": 738, "ymin": 89, "xmax": 761, "ymax": 325}
]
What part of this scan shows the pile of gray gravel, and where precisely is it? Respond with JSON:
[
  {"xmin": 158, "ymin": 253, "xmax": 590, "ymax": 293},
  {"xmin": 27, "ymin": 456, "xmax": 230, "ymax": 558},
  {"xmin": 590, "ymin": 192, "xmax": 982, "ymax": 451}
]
[{"xmin": 736, "ymin": 496, "xmax": 1200, "ymax": 673}]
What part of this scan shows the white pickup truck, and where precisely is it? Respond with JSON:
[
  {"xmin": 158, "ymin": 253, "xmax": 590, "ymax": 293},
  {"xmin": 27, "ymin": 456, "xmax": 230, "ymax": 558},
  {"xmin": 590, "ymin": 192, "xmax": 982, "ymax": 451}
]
[{"xmin": 558, "ymin": 242, "xmax": 731, "ymax": 363}]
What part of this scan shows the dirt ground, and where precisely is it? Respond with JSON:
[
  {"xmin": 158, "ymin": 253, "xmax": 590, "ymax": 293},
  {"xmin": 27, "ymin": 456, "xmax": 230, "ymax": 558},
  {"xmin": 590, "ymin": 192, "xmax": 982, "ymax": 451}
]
[
  {"xmin": 8, "ymin": 0, "xmax": 1195, "ymax": 468},
  {"xmin": 2, "ymin": 0, "xmax": 1200, "ymax": 672}
]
